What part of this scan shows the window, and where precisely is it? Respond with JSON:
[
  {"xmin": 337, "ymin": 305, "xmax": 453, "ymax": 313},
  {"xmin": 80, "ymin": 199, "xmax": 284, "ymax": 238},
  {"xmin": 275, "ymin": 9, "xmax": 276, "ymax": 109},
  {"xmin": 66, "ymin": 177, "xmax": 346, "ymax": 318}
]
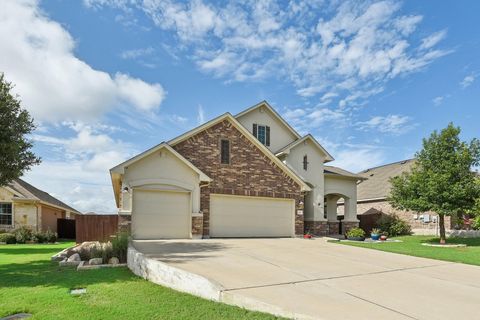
[
  {"xmin": 252, "ymin": 124, "xmax": 270, "ymax": 146},
  {"xmin": 220, "ymin": 139, "xmax": 230, "ymax": 164},
  {"xmin": 303, "ymin": 155, "xmax": 308, "ymax": 171},
  {"xmin": 0, "ymin": 203, "xmax": 12, "ymax": 225}
]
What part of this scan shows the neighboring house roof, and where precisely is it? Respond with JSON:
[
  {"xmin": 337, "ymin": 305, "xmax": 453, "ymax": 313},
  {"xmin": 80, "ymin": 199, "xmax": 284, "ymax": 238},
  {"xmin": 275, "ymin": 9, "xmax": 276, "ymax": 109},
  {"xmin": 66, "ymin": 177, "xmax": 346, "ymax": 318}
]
[
  {"xmin": 6, "ymin": 178, "xmax": 79, "ymax": 213},
  {"xmin": 356, "ymin": 159, "xmax": 416, "ymax": 202},
  {"xmin": 235, "ymin": 100, "xmax": 302, "ymax": 140},
  {"xmin": 276, "ymin": 134, "xmax": 335, "ymax": 163},
  {"xmin": 324, "ymin": 166, "xmax": 366, "ymax": 180},
  {"xmin": 168, "ymin": 112, "xmax": 311, "ymax": 192}
]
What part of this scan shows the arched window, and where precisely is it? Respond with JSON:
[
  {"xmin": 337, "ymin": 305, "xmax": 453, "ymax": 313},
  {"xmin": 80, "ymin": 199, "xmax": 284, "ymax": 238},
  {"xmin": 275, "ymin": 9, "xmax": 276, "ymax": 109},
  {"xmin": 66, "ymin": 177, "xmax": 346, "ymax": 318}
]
[{"xmin": 303, "ymin": 155, "xmax": 308, "ymax": 171}]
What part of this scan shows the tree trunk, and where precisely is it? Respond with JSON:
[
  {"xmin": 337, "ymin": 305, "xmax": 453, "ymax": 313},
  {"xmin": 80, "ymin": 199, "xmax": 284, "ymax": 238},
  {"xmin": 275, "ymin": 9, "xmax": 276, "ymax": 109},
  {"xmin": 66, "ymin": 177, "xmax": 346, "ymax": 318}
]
[{"xmin": 439, "ymin": 214, "xmax": 446, "ymax": 244}]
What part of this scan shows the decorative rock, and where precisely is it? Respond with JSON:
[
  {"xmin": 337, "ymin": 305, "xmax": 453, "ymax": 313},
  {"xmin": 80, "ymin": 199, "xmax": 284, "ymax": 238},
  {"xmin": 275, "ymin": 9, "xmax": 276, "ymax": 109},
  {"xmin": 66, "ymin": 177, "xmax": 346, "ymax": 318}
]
[
  {"xmin": 67, "ymin": 253, "xmax": 81, "ymax": 262},
  {"xmin": 89, "ymin": 257, "xmax": 103, "ymax": 265},
  {"xmin": 108, "ymin": 257, "xmax": 120, "ymax": 265}
]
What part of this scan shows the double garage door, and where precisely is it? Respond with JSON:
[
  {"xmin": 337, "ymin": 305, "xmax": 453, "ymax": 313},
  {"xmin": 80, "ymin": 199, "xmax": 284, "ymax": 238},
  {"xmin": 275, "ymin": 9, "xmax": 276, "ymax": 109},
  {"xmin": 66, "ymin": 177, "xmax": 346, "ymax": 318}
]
[
  {"xmin": 132, "ymin": 190, "xmax": 295, "ymax": 239},
  {"xmin": 210, "ymin": 194, "xmax": 295, "ymax": 238}
]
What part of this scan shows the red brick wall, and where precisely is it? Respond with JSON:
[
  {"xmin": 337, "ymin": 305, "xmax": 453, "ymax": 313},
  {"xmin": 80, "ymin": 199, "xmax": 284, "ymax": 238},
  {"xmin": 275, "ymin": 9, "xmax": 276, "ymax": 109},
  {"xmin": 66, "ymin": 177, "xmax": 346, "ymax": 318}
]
[{"xmin": 173, "ymin": 119, "xmax": 305, "ymax": 237}]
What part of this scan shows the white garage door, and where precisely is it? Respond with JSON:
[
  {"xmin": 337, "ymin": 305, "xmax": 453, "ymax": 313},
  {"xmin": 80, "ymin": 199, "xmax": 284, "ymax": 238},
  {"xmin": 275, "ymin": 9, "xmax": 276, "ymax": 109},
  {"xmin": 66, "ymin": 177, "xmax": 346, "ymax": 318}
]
[
  {"xmin": 132, "ymin": 189, "xmax": 190, "ymax": 239},
  {"xmin": 210, "ymin": 194, "xmax": 295, "ymax": 237}
]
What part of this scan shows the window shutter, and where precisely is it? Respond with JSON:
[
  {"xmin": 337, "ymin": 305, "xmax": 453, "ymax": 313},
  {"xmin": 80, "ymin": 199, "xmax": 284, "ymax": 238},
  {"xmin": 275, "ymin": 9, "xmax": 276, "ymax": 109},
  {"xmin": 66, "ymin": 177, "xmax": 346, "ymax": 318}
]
[
  {"xmin": 266, "ymin": 126, "xmax": 270, "ymax": 146},
  {"xmin": 253, "ymin": 124, "xmax": 257, "ymax": 138}
]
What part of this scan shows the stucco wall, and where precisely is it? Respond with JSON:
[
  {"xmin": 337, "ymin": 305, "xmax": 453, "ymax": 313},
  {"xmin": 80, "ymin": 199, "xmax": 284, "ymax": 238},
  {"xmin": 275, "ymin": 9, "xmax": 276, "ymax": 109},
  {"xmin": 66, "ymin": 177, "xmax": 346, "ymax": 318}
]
[
  {"xmin": 324, "ymin": 176, "xmax": 357, "ymax": 221},
  {"xmin": 283, "ymin": 139, "xmax": 325, "ymax": 222},
  {"xmin": 123, "ymin": 147, "xmax": 201, "ymax": 213},
  {"xmin": 173, "ymin": 119, "xmax": 305, "ymax": 237},
  {"xmin": 236, "ymin": 106, "xmax": 298, "ymax": 153}
]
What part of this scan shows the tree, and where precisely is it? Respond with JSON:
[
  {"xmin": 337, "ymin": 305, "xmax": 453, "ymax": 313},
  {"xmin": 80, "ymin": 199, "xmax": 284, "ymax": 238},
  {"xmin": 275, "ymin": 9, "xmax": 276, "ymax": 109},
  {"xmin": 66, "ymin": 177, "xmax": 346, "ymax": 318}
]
[
  {"xmin": 0, "ymin": 73, "xmax": 40, "ymax": 186},
  {"xmin": 388, "ymin": 123, "xmax": 480, "ymax": 244}
]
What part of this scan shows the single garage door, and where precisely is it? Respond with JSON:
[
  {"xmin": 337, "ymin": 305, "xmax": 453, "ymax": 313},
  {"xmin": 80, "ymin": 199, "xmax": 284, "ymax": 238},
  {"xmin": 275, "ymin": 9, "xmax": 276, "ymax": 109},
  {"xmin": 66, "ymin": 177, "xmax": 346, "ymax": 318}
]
[
  {"xmin": 132, "ymin": 189, "xmax": 190, "ymax": 239},
  {"xmin": 210, "ymin": 194, "xmax": 295, "ymax": 238}
]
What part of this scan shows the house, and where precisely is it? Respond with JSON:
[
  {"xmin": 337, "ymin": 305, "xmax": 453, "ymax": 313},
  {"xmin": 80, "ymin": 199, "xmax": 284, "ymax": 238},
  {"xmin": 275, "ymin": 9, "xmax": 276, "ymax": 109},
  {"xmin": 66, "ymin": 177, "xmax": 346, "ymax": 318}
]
[
  {"xmin": 354, "ymin": 159, "xmax": 454, "ymax": 234},
  {"xmin": 110, "ymin": 101, "xmax": 364, "ymax": 239},
  {"xmin": 0, "ymin": 178, "xmax": 79, "ymax": 232}
]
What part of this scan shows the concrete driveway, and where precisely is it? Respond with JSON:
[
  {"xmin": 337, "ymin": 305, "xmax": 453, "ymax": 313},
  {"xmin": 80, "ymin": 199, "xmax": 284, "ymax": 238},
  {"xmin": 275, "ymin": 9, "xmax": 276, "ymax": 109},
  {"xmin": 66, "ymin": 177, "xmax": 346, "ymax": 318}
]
[{"xmin": 132, "ymin": 238, "xmax": 479, "ymax": 320}]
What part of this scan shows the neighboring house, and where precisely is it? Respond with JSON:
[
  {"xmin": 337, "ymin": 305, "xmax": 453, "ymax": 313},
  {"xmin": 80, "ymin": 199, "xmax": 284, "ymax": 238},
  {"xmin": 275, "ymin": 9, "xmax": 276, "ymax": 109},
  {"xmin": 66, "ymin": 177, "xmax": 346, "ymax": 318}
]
[
  {"xmin": 0, "ymin": 178, "xmax": 78, "ymax": 232},
  {"xmin": 110, "ymin": 101, "xmax": 364, "ymax": 240},
  {"xmin": 354, "ymin": 159, "xmax": 454, "ymax": 234}
]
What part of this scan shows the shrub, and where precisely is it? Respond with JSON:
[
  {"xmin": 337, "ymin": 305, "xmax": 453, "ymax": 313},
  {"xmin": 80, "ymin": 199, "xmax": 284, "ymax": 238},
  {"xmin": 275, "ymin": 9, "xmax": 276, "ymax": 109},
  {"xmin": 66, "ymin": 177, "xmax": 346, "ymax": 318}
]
[
  {"xmin": 111, "ymin": 232, "xmax": 129, "ymax": 263},
  {"xmin": 377, "ymin": 214, "xmax": 411, "ymax": 237},
  {"xmin": 370, "ymin": 228, "xmax": 381, "ymax": 235},
  {"xmin": 0, "ymin": 233, "xmax": 16, "ymax": 244},
  {"xmin": 44, "ymin": 229, "xmax": 57, "ymax": 243},
  {"xmin": 346, "ymin": 227, "xmax": 365, "ymax": 238},
  {"xmin": 31, "ymin": 231, "xmax": 46, "ymax": 243},
  {"xmin": 13, "ymin": 226, "xmax": 33, "ymax": 244},
  {"xmin": 472, "ymin": 216, "xmax": 480, "ymax": 230}
]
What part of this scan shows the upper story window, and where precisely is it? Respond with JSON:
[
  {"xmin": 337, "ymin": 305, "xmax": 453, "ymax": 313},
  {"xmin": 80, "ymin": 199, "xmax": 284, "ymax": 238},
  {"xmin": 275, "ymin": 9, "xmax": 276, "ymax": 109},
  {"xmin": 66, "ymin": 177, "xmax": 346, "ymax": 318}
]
[
  {"xmin": 252, "ymin": 124, "xmax": 270, "ymax": 146},
  {"xmin": 220, "ymin": 139, "xmax": 230, "ymax": 164},
  {"xmin": 303, "ymin": 155, "xmax": 308, "ymax": 171},
  {"xmin": 0, "ymin": 203, "xmax": 13, "ymax": 225}
]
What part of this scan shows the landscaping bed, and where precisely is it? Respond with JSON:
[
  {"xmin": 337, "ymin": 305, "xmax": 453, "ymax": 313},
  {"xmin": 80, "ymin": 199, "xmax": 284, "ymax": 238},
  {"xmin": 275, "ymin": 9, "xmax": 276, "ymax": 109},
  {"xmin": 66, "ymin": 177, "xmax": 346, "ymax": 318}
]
[
  {"xmin": 0, "ymin": 242, "xmax": 282, "ymax": 320},
  {"xmin": 334, "ymin": 235, "xmax": 480, "ymax": 266}
]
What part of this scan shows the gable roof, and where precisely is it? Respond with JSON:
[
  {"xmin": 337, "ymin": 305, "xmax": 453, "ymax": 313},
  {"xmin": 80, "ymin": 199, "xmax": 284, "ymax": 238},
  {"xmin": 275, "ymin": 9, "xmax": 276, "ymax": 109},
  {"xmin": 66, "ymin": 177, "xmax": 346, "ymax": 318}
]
[
  {"xmin": 110, "ymin": 143, "xmax": 213, "ymax": 206},
  {"xmin": 110, "ymin": 143, "xmax": 212, "ymax": 182},
  {"xmin": 7, "ymin": 179, "xmax": 79, "ymax": 213},
  {"xmin": 235, "ymin": 101, "xmax": 302, "ymax": 140},
  {"xmin": 168, "ymin": 113, "xmax": 311, "ymax": 192},
  {"xmin": 356, "ymin": 159, "xmax": 415, "ymax": 201},
  {"xmin": 275, "ymin": 134, "xmax": 335, "ymax": 162},
  {"xmin": 324, "ymin": 166, "xmax": 366, "ymax": 180}
]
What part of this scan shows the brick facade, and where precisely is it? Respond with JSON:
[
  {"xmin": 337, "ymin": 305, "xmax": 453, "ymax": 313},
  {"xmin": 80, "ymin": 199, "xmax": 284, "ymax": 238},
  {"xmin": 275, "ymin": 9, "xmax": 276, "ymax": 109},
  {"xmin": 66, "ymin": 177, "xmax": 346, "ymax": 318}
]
[
  {"xmin": 352, "ymin": 200, "xmax": 453, "ymax": 234},
  {"xmin": 173, "ymin": 119, "xmax": 305, "ymax": 238}
]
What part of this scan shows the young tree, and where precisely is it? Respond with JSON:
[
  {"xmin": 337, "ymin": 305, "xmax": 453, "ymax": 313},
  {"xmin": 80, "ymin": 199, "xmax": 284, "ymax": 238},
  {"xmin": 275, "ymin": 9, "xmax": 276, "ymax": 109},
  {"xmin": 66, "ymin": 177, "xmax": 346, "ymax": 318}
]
[
  {"xmin": 389, "ymin": 123, "xmax": 480, "ymax": 244},
  {"xmin": 0, "ymin": 73, "xmax": 40, "ymax": 186}
]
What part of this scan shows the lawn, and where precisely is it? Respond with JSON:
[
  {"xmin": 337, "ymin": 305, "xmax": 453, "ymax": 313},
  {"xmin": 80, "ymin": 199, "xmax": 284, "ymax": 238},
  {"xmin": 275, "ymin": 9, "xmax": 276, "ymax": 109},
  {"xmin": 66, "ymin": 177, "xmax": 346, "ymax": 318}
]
[
  {"xmin": 335, "ymin": 235, "xmax": 480, "ymax": 266},
  {"xmin": 0, "ymin": 242, "xmax": 282, "ymax": 320}
]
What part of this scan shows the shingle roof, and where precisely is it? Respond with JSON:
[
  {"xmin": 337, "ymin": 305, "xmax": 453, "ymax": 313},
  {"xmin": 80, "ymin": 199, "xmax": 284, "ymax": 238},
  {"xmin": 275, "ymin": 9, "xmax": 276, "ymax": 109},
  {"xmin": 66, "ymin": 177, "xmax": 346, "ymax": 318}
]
[
  {"xmin": 324, "ymin": 166, "xmax": 365, "ymax": 180},
  {"xmin": 8, "ymin": 179, "xmax": 79, "ymax": 213},
  {"xmin": 356, "ymin": 159, "xmax": 416, "ymax": 201}
]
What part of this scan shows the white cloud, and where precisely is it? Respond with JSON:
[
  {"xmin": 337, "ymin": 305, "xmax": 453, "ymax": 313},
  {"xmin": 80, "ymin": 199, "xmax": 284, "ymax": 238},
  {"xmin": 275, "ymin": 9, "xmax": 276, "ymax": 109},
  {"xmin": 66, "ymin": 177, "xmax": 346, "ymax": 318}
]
[
  {"xmin": 27, "ymin": 122, "xmax": 137, "ymax": 213},
  {"xmin": 120, "ymin": 47, "xmax": 154, "ymax": 59},
  {"xmin": 330, "ymin": 147, "xmax": 386, "ymax": 173},
  {"xmin": 86, "ymin": 0, "xmax": 450, "ymax": 110},
  {"xmin": 460, "ymin": 74, "xmax": 475, "ymax": 88},
  {"xmin": 357, "ymin": 114, "xmax": 414, "ymax": 135},
  {"xmin": 197, "ymin": 104, "xmax": 205, "ymax": 124},
  {"xmin": 432, "ymin": 96, "xmax": 444, "ymax": 106},
  {"xmin": 0, "ymin": 0, "xmax": 165, "ymax": 123},
  {"xmin": 419, "ymin": 30, "xmax": 447, "ymax": 50}
]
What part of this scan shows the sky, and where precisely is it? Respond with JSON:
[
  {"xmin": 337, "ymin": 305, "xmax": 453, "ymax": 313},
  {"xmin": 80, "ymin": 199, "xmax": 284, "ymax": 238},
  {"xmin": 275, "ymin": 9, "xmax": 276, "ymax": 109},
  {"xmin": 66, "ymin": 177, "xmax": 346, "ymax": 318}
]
[{"xmin": 1, "ymin": 0, "xmax": 479, "ymax": 213}]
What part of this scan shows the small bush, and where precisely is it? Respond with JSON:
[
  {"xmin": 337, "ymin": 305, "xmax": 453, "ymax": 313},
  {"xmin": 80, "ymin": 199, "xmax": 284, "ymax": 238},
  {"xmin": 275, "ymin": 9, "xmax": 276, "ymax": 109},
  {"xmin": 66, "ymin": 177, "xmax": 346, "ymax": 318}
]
[
  {"xmin": 43, "ymin": 229, "xmax": 57, "ymax": 243},
  {"xmin": 377, "ymin": 214, "xmax": 411, "ymax": 237},
  {"xmin": 0, "ymin": 233, "xmax": 16, "ymax": 244},
  {"xmin": 346, "ymin": 227, "xmax": 365, "ymax": 238},
  {"xmin": 472, "ymin": 216, "xmax": 480, "ymax": 230},
  {"xmin": 13, "ymin": 226, "xmax": 33, "ymax": 244},
  {"xmin": 112, "ymin": 232, "xmax": 129, "ymax": 263},
  {"xmin": 31, "ymin": 231, "xmax": 46, "ymax": 243}
]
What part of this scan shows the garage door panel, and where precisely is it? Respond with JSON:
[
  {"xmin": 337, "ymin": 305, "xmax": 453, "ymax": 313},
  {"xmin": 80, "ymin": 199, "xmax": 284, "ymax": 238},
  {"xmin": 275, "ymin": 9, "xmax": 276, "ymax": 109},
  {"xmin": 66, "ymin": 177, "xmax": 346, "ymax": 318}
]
[
  {"xmin": 132, "ymin": 190, "xmax": 190, "ymax": 239},
  {"xmin": 210, "ymin": 195, "xmax": 294, "ymax": 238}
]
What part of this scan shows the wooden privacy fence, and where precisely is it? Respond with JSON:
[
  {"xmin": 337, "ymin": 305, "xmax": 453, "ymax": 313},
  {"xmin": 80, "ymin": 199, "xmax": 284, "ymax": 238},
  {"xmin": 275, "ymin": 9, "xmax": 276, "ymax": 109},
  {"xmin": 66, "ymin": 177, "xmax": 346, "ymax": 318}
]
[
  {"xmin": 57, "ymin": 218, "xmax": 76, "ymax": 239},
  {"xmin": 75, "ymin": 214, "xmax": 119, "ymax": 243}
]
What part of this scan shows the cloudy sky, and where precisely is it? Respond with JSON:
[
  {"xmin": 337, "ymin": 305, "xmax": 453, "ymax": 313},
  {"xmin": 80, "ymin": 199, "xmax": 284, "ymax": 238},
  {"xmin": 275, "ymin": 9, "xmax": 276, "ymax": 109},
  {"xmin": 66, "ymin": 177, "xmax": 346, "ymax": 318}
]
[{"xmin": 1, "ymin": 0, "xmax": 478, "ymax": 213}]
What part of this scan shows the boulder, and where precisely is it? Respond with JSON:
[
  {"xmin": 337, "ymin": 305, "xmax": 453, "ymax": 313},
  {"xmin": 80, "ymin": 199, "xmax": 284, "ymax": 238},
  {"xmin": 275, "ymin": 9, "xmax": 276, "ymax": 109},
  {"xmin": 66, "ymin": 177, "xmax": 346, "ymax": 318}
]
[
  {"xmin": 108, "ymin": 257, "xmax": 120, "ymax": 265},
  {"xmin": 67, "ymin": 253, "xmax": 81, "ymax": 262},
  {"xmin": 89, "ymin": 258, "xmax": 103, "ymax": 265}
]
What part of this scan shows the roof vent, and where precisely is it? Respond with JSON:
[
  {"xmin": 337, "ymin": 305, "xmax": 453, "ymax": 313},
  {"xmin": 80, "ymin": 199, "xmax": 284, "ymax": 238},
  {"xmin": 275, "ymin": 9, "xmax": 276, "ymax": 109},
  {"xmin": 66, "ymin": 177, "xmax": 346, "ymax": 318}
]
[
  {"xmin": 369, "ymin": 173, "xmax": 374, "ymax": 177},
  {"xmin": 401, "ymin": 160, "xmax": 407, "ymax": 164}
]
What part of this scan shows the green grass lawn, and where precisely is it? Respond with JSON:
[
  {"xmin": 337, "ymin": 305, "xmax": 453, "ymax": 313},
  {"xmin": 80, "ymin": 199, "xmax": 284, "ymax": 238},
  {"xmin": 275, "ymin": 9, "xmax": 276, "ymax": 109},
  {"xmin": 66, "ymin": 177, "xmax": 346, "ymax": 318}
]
[
  {"xmin": 0, "ymin": 242, "xmax": 282, "ymax": 320},
  {"xmin": 335, "ymin": 235, "xmax": 480, "ymax": 266}
]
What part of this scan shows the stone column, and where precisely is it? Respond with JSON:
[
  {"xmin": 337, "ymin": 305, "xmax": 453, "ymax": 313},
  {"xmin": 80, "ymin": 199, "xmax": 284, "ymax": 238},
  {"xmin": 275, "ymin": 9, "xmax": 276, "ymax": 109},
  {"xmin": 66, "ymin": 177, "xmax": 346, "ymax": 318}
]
[
  {"xmin": 342, "ymin": 197, "xmax": 359, "ymax": 234},
  {"xmin": 326, "ymin": 195, "xmax": 340, "ymax": 234}
]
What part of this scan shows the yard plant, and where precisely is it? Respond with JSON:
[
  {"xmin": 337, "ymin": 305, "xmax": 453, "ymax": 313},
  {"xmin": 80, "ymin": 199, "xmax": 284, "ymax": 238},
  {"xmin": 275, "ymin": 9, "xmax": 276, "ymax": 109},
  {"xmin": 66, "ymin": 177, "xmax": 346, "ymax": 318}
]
[
  {"xmin": 0, "ymin": 242, "xmax": 282, "ymax": 320},
  {"xmin": 389, "ymin": 123, "xmax": 480, "ymax": 244}
]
